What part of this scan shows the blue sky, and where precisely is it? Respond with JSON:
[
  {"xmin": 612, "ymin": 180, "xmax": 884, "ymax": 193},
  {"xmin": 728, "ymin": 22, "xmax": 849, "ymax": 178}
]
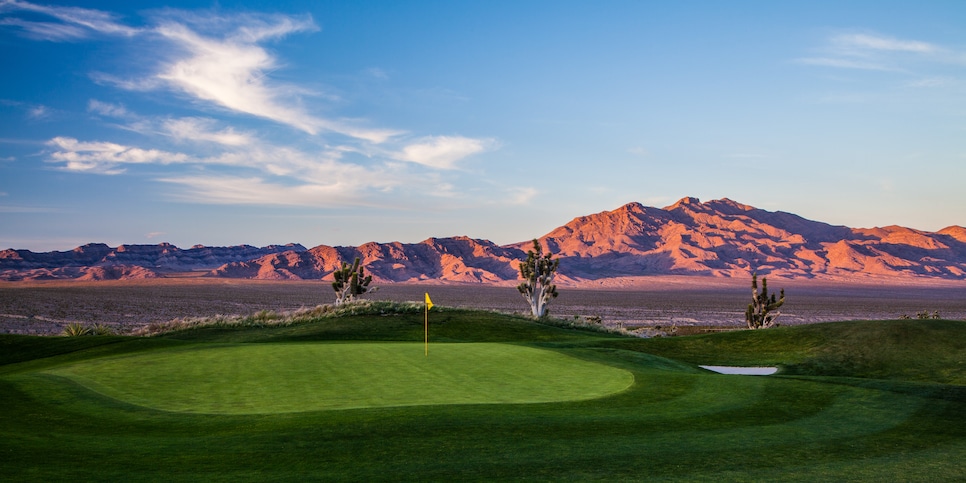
[{"xmin": 1, "ymin": 0, "xmax": 964, "ymax": 251}]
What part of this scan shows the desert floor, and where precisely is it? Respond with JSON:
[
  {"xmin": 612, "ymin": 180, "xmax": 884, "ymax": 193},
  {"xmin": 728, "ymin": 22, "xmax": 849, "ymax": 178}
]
[{"xmin": 3, "ymin": 276, "xmax": 966, "ymax": 335}]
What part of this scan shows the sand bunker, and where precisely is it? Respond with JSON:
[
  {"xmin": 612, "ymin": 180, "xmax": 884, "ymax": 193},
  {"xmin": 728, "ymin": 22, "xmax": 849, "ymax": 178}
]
[{"xmin": 699, "ymin": 365, "xmax": 778, "ymax": 375}]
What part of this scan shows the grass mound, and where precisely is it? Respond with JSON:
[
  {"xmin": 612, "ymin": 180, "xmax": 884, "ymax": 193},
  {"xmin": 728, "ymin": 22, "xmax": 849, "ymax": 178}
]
[
  {"xmin": 614, "ymin": 319, "xmax": 966, "ymax": 385},
  {"xmin": 47, "ymin": 342, "xmax": 634, "ymax": 413},
  {"xmin": 131, "ymin": 300, "xmax": 427, "ymax": 336}
]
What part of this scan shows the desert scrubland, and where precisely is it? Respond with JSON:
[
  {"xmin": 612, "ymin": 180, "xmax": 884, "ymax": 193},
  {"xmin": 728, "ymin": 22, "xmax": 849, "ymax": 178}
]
[{"xmin": 2, "ymin": 277, "xmax": 965, "ymax": 335}]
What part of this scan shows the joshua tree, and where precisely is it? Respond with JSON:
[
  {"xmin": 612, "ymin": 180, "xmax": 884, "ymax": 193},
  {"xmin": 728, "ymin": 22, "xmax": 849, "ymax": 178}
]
[
  {"xmin": 332, "ymin": 257, "xmax": 373, "ymax": 306},
  {"xmin": 517, "ymin": 239, "xmax": 559, "ymax": 318},
  {"xmin": 745, "ymin": 273, "xmax": 784, "ymax": 329}
]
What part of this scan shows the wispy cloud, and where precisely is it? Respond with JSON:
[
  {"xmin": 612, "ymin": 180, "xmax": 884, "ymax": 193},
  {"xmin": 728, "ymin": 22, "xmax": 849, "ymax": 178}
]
[
  {"xmin": 151, "ymin": 20, "xmax": 326, "ymax": 135},
  {"xmin": 0, "ymin": 16, "xmax": 85, "ymax": 41},
  {"xmin": 81, "ymin": 9, "xmax": 403, "ymax": 142},
  {"xmin": 13, "ymin": 3, "xmax": 507, "ymax": 210},
  {"xmin": 833, "ymin": 33, "xmax": 936, "ymax": 54},
  {"xmin": 0, "ymin": 0, "xmax": 138, "ymax": 40},
  {"xmin": 44, "ymin": 134, "xmax": 414, "ymax": 205},
  {"xmin": 798, "ymin": 31, "xmax": 957, "ymax": 72},
  {"xmin": 505, "ymin": 187, "xmax": 538, "ymax": 205},
  {"xmin": 156, "ymin": 174, "xmax": 399, "ymax": 207},
  {"xmin": 1, "ymin": 3, "xmax": 397, "ymax": 140},
  {"xmin": 149, "ymin": 133, "xmax": 509, "ymax": 206},
  {"xmin": 906, "ymin": 77, "xmax": 953, "ymax": 88},
  {"xmin": 796, "ymin": 57, "xmax": 893, "ymax": 71},
  {"xmin": 162, "ymin": 117, "xmax": 253, "ymax": 146},
  {"xmin": 47, "ymin": 137, "xmax": 189, "ymax": 174},
  {"xmin": 1, "ymin": 98, "xmax": 58, "ymax": 120},
  {"xmin": 89, "ymin": 72, "xmax": 164, "ymax": 91},
  {"xmin": 45, "ymin": 127, "xmax": 500, "ymax": 206},
  {"xmin": 393, "ymin": 136, "xmax": 496, "ymax": 169},
  {"xmin": 87, "ymin": 99, "xmax": 132, "ymax": 118},
  {"xmin": 27, "ymin": 104, "xmax": 49, "ymax": 119},
  {"xmin": 87, "ymin": 101, "xmax": 255, "ymax": 147},
  {"xmin": 5, "ymin": 3, "xmax": 492, "ymax": 151}
]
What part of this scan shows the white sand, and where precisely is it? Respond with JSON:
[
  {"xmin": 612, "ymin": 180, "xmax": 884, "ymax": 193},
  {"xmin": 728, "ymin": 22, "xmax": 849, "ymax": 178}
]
[{"xmin": 699, "ymin": 365, "xmax": 778, "ymax": 375}]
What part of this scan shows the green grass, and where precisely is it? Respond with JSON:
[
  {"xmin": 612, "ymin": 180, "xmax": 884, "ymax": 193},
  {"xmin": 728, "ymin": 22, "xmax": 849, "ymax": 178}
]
[
  {"xmin": 1, "ymin": 309, "xmax": 964, "ymax": 481},
  {"xmin": 611, "ymin": 319, "xmax": 966, "ymax": 384},
  {"xmin": 47, "ymin": 343, "xmax": 634, "ymax": 413}
]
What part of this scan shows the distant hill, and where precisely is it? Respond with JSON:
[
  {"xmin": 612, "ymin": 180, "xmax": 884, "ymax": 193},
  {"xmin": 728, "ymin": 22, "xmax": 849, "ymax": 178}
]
[
  {"xmin": 0, "ymin": 243, "xmax": 306, "ymax": 281},
  {"xmin": 518, "ymin": 197, "xmax": 966, "ymax": 280},
  {"xmin": 3, "ymin": 197, "xmax": 965, "ymax": 283}
]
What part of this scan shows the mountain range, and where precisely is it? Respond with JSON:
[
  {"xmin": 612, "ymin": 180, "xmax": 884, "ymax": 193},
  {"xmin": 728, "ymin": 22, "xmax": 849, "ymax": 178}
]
[{"xmin": 3, "ymin": 197, "xmax": 966, "ymax": 283}]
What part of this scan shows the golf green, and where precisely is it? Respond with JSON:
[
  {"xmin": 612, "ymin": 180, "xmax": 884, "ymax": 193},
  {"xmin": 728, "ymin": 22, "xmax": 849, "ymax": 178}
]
[{"xmin": 47, "ymin": 342, "xmax": 634, "ymax": 414}]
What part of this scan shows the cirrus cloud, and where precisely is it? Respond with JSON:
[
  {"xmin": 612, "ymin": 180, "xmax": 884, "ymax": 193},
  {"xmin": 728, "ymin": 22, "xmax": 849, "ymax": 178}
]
[
  {"xmin": 156, "ymin": 175, "xmax": 369, "ymax": 206},
  {"xmin": 15, "ymin": 2, "xmax": 510, "ymax": 212},
  {"xmin": 797, "ymin": 31, "xmax": 958, "ymax": 72},
  {"xmin": 152, "ymin": 20, "xmax": 324, "ymax": 135},
  {"xmin": 87, "ymin": 99, "xmax": 132, "ymax": 118},
  {"xmin": 1, "ymin": 2, "xmax": 403, "ymax": 142},
  {"xmin": 43, "ymin": 134, "xmax": 417, "ymax": 206},
  {"xmin": 0, "ymin": 0, "xmax": 139, "ymax": 40},
  {"xmin": 833, "ymin": 33, "xmax": 937, "ymax": 54},
  {"xmin": 393, "ymin": 135, "xmax": 497, "ymax": 169},
  {"xmin": 162, "ymin": 117, "xmax": 253, "ymax": 146},
  {"xmin": 47, "ymin": 136, "xmax": 189, "ymax": 174}
]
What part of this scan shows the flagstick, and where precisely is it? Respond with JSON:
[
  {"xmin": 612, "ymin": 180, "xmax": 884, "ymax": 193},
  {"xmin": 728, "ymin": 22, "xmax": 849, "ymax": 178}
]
[{"xmin": 424, "ymin": 293, "xmax": 433, "ymax": 357}]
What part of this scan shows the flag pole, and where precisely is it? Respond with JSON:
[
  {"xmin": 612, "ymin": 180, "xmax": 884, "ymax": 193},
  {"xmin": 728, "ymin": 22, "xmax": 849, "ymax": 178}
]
[{"xmin": 424, "ymin": 293, "xmax": 433, "ymax": 357}]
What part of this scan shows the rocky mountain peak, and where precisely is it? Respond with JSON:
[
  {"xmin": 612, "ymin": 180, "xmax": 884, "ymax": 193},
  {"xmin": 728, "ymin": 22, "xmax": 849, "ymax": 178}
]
[
  {"xmin": 938, "ymin": 226, "xmax": 966, "ymax": 243},
  {"xmin": 3, "ymin": 198, "xmax": 965, "ymax": 282},
  {"xmin": 665, "ymin": 196, "xmax": 702, "ymax": 211}
]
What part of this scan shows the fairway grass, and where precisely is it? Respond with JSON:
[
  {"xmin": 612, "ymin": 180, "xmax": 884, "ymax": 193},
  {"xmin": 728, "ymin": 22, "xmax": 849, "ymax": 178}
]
[
  {"xmin": 2, "ymin": 314, "xmax": 964, "ymax": 481},
  {"xmin": 46, "ymin": 342, "xmax": 635, "ymax": 413}
]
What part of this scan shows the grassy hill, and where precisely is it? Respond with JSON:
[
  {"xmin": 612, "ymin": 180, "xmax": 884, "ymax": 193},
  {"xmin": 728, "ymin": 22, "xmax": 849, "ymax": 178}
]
[
  {"xmin": 1, "ymin": 308, "xmax": 963, "ymax": 481},
  {"xmin": 613, "ymin": 319, "xmax": 966, "ymax": 385}
]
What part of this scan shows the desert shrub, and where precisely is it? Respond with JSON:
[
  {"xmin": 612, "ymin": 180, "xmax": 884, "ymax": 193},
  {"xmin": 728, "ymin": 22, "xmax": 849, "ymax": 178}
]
[
  {"xmin": 60, "ymin": 322, "xmax": 116, "ymax": 336},
  {"xmin": 132, "ymin": 300, "xmax": 428, "ymax": 336},
  {"xmin": 334, "ymin": 300, "xmax": 423, "ymax": 316},
  {"xmin": 62, "ymin": 322, "xmax": 92, "ymax": 337},
  {"xmin": 250, "ymin": 310, "xmax": 281, "ymax": 322},
  {"xmin": 90, "ymin": 323, "xmax": 115, "ymax": 335},
  {"xmin": 536, "ymin": 314, "xmax": 646, "ymax": 337}
]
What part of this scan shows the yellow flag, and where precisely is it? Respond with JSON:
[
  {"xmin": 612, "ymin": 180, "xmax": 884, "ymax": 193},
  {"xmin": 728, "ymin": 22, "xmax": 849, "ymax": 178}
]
[{"xmin": 425, "ymin": 293, "xmax": 434, "ymax": 310}]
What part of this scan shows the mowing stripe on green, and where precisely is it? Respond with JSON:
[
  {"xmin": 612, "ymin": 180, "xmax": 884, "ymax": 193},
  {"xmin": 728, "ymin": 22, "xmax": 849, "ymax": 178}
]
[{"xmin": 46, "ymin": 342, "xmax": 634, "ymax": 414}]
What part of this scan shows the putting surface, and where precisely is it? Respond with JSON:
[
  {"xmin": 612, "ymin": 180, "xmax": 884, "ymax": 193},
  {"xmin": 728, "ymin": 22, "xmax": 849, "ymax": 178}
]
[{"xmin": 47, "ymin": 342, "xmax": 633, "ymax": 414}]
